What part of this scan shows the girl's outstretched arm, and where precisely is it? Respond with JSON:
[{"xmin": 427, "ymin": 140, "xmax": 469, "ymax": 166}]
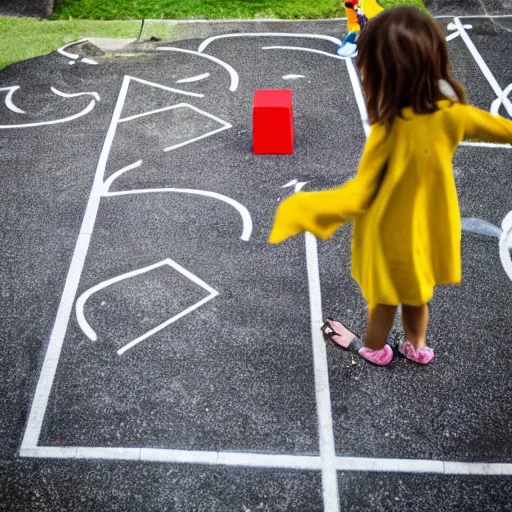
[
  {"xmin": 461, "ymin": 104, "xmax": 512, "ymax": 144},
  {"xmin": 268, "ymin": 123, "xmax": 391, "ymax": 244}
]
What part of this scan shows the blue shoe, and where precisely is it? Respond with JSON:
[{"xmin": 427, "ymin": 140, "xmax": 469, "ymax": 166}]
[
  {"xmin": 343, "ymin": 31, "xmax": 358, "ymax": 44},
  {"xmin": 337, "ymin": 42, "xmax": 358, "ymax": 58}
]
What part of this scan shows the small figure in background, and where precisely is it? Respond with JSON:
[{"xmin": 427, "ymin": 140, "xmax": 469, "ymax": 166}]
[{"xmin": 337, "ymin": 0, "xmax": 384, "ymax": 57}]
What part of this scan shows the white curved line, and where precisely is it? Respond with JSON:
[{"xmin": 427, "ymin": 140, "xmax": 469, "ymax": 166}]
[
  {"xmin": 262, "ymin": 46, "xmax": 346, "ymax": 60},
  {"xmin": 282, "ymin": 74, "xmax": 305, "ymax": 80},
  {"xmin": 58, "ymin": 38, "xmax": 88, "ymax": 59},
  {"xmin": 156, "ymin": 47, "xmax": 239, "ymax": 92},
  {"xmin": 102, "ymin": 160, "xmax": 142, "ymax": 194},
  {"xmin": 0, "ymin": 100, "xmax": 96, "ymax": 129},
  {"xmin": 81, "ymin": 58, "xmax": 99, "ymax": 65},
  {"xmin": 198, "ymin": 33, "xmax": 342, "ymax": 53},
  {"xmin": 76, "ymin": 259, "xmax": 219, "ymax": 347},
  {"xmin": 490, "ymin": 83, "xmax": 512, "ymax": 114},
  {"xmin": 176, "ymin": 73, "xmax": 210, "ymax": 83},
  {"xmin": 499, "ymin": 211, "xmax": 512, "ymax": 281},
  {"xmin": 502, "ymin": 210, "xmax": 512, "ymax": 250},
  {"xmin": 0, "ymin": 86, "xmax": 26, "ymax": 114},
  {"xmin": 105, "ymin": 188, "xmax": 253, "ymax": 241},
  {"xmin": 51, "ymin": 86, "xmax": 100, "ymax": 102},
  {"xmin": 461, "ymin": 217, "xmax": 502, "ymax": 238}
]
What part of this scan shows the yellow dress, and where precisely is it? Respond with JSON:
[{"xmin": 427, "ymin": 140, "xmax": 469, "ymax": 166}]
[{"xmin": 269, "ymin": 101, "xmax": 512, "ymax": 307}]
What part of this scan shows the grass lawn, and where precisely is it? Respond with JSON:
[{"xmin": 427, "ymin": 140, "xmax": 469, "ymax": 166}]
[
  {"xmin": 0, "ymin": 17, "xmax": 142, "ymax": 69},
  {"xmin": 0, "ymin": 0, "xmax": 425, "ymax": 70},
  {"xmin": 51, "ymin": 0, "xmax": 425, "ymax": 21}
]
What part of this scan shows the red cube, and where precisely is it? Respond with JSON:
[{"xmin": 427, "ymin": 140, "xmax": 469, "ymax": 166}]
[{"xmin": 253, "ymin": 89, "xmax": 294, "ymax": 154}]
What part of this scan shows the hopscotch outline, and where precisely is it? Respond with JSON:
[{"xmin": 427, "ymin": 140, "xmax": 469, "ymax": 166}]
[{"xmin": 18, "ymin": 17, "xmax": 512, "ymax": 512}]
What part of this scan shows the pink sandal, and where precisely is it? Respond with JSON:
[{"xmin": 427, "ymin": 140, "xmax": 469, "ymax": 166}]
[
  {"xmin": 321, "ymin": 317, "xmax": 360, "ymax": 349},
  {"xmin": 398, "ymin": 340, "xmax": 435, "ymax": 365},
  {"xmin": 358, "ymin": 345, "xmax": 393, "ymax": 366},
  {"xmin": 321, "ymin": 318, "xmax": 393, "ymax": 366}
]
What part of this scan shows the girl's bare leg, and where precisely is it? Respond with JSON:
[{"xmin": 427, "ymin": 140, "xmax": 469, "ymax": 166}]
[
  {"xmin": 401, "ymin": 304, "xmax": 429, "ymax": 350},
  {"xmin": 365, "ymin": 304, "xmax": 397, "ymax": 350}
]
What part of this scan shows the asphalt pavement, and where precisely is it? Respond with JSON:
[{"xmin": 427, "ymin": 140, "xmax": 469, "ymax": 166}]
[{"xmin": 0, "ymin": 7, "xmax": 511, "ymax": 512}]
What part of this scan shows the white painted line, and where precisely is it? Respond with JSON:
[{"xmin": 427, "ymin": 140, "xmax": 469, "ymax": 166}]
[
  {"xmin": 198, "ymin": 33, "xmax": 342, "ymax": 53},
  {"xmin": 305, "ymin": 232, "xmax": 339, "ymax": 512},
  {"xmin": 461, "ymin": 217, "xmax": 502, "ymax": 238},
  {"xmin": 490, "ymin": 83, "xmax": 512, "ymax": 114},
  {"xmin": 102, "ymin": 160, "xmax": 142, "ymax": 192},
  {"xmin": 120, "ymin": 76, "xmax": 204, "ymax": 106},
  {"xmin": 81, "ymin": 58, "xmax": 99, "ymax": 65},
  {"xmin": 502, "ymin": 211, "xmax": 512, "ymax": 236},
  {"xmin": 19, "ymin": 445, "xmax": 512, "ymax": 475},
  {"xmin": 217, "ymin": 452, "xmax": 322, "ymax": 470},
  {"xmin": 19, "ymin": 446, "xmax": 78, "ymax": 458},
  {"xmin": 345, "ymin": 58, "xmax": 371, "ymax": 137},
  {"xmin": 283, "ymin": 179, "xmax": 307, "ymax": 191},
  {"xmin": 499, "ymin": 210, "xmax": 512, "ymax": 281},
  {"xmin": 459, "ymin": 141, "xmax": 511, "ymax": 148},
  {"xmin": 454, "ymin": 17, "xmax": 512, "ymax": 117},
  {"xmin": 157, "ymin": 47, "xmax": 239, "ymax": 92},
  {"xmin": 117, "ymin": 292, "xmax": 217, "ymax": 355},
  {"xmin": 105, "ymin": 188, "xmax": 253, "ymax": 242},
  {"xmin": 119, "ymin": 102, "xmax": 232, "ymax": 151},
  {"xmin": 176, "ymin": 72, "xmax": 210, "ymax": 83},
  {"xmin": 0, "ymin": 100, "xmax": 96, "ymax": 129},
  {"xmin": 119, "ymin": 102, "xmax": 230, "ymax": 127},
  {"xmin": 282, "ymin": 74, "xmax": 306, "ymax": 80},
  {"xmin": 57, "ymin": 38, "xmax": 88, "ymax": 60},
  {"xmin": 76, "ymin": 447, "xmax": 141, "ymax": 460},
  {"xmin": 50, "ymin": 86, "xmax": 100, "ymax": 102},
  {"xmin": 74, "ymin": 258, "xmax": 218, "ymax": 353},
  {"xmin": 20, "ymin": 74, "xmax": 131, "ymax": 450},
  {"xmin": 119, "ymin": 104, "xmax": 187, "ymax": 123},
  {"xmin": 164, "ymin": 125, "xmax": 231, "ymax": 151},
  {"xmin": 0, "ymin": 86, "xmax": 26, "ymax": 114},
  {"xmin": 444, "ymin": 461, "xmax": 512, "ymax": 475},
  {"xmin": 446, "ymin": 31, "xmax": 460, "ymax": 42},
  {"xmin": 262, "ymin": 45, "xmax": 345, "ymax": 61},
  {"xmin": 336, "ymin": 457, "xmax": 445, "ymax": 474},
  {"xmin": 447, "ymin": 22, "xmax": 472, "ymax": 30},
  {"xmin": 142, "ymin": 448, "xmax": 218, "ymax": 463}
]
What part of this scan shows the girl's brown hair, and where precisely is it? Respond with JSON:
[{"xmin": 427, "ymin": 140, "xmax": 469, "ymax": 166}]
[{"xmin": 356, "ymin": 6, "xmax": 465, "ymax": 130}]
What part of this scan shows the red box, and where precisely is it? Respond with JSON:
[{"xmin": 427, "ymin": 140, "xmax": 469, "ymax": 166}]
[{"xmin": 253, "ymin": 89, "xmax": 294, "ymax": 154}]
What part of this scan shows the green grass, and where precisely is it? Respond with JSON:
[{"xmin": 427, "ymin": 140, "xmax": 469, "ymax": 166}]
[
  {"xmin": 0, "ymin": 0, "xmax": 425, "ymax": 70},
  {"xmin": 51, "ymin": 0, "xmax": 425, "ymax": 21},
  {"xmin": 0, "ymin": 17, "xmax": 142, "ymax": 69}
]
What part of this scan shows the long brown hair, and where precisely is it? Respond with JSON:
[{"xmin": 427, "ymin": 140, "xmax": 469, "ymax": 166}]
[{"xmin": 355, "ymin": 6, "xmax": 465, "ymax": 130}]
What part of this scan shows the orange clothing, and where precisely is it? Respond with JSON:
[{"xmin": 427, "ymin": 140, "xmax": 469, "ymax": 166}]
[
  {"xmin": 269, "ymin": 101, "xmax": 512, "ymax": 306},
  {"xmin": 346, "ymin": 0, "xmax": 385, "ymax": 32}
]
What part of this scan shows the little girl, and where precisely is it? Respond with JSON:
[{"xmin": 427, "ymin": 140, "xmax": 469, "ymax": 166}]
[{"xmin": 269, "ymin": 7, "xmax": 512, "ymax": 366}]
